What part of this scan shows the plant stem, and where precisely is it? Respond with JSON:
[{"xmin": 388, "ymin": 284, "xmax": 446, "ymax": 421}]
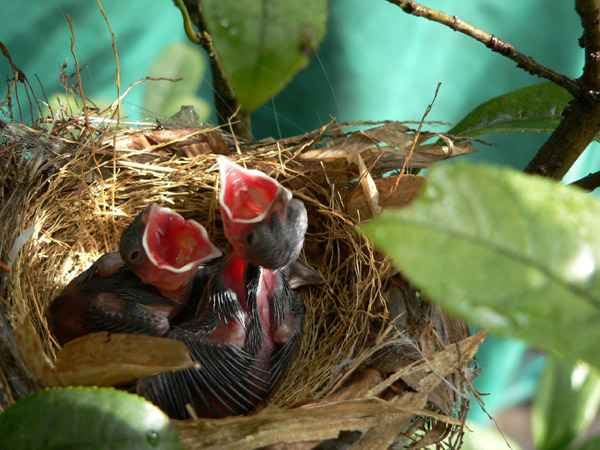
[
  {"xmin": 175, "ymin": 0, "xmax": 252, "ymax": 140},
  {"xmin": 570, "ymin": 170, "xmax": 600, "ymax": 191},
  {"xmin": 388, "ymin": 0, "xmax": 600, "ymax": 181},
  {"xmin": 523, "ymin": 99, "xmax": 600, "ymax": 179},
  {"xmin": 524, "ymin": 0, "xmax": 600, "ymax": 179},
  {"xmin": 386, "ymin": 0, "xmax": 582, "ymax": 97}
]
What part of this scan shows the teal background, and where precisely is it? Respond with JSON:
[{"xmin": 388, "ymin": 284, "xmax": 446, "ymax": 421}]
[{"xmin": 1, "ymin": 0, "xmax": 595, "ymax": 424}]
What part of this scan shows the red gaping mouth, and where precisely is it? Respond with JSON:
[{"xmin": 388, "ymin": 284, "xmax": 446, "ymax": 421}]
[
  {"xmin": 218, "ymin": 156, "xmax": 291, "ymax": 223},
  {"xmin": 143, "ymin": 204, "xmax": 221, "ymax": 273}
]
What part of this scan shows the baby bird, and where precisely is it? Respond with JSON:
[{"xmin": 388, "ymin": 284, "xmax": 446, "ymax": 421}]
[
  {"xmin": 137, "ymin": 158, "xmax": 310, "ymax": 419},
  {"xmin": 47, "ymin": 204, "xmax": 221, "ymax": 345}
]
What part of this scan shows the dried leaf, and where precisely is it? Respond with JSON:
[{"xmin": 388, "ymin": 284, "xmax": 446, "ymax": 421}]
[
  {"xmin": 351, "ymin": 331, "xmax": 485, "ymax": 450},
  {"xmin": 13, "ymin": 319, "xmax": 57, "ymax": 386},
  {"xmin": 353, "ymin": 153, "xmax": 382, "ymax": 216},
  {"xmin": 346, "ymin": 174, "xmax": 425, "ymax": 221},
  {"xmin": 302, "ymin": 123, "xmax": 413, "ymax": 159},
  {"xmin": 365, "ymin": 330, "xmax": 486, "ymax": 399},
  {"xmin": 298, "ymin": 122, "xmax": 476, "ymax": 173},
  {"xmin": 262, "ymin": 441, "xmax": 320, "ymax": 450},
  {"xmin": 407, "ymin": 421, "xmax": 449, "ymax": 450},
  {"xmin": 407, "ymin": 329, "xmax": 486, "ymax": 393},
  {"xmin": 362, "ymin": 122, "xmax": 413, "ymax": 145},
  {"xmin": 176, "ymin": 398, "xmax": 461, "ymax": 450},
  {"xmin": 350, "ymin": 411, "xmax": 413, "ymax": 450},
  {"xmin": 112, "ymin": 128, "xmax": 229, "ymax": 158},
  {"xmin": 325, "ymin": 369, "xmax": 384, "ymax": 403},
  {"xmin": 418, "ymin": 322, "xmax": 458, "ymax": 415},
  {"xmin": 55, "ymin": 332, "xmax": 194, "ymax": 387},
  {"xmin": 361, "ymin": 141, "xmax": 476, "ymax": 171}
]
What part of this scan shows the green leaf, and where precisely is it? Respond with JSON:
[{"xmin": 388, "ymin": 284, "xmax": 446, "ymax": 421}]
[
  {"xmin": 0, "ymin": 387, "xmax": 181, "ymax": 449},
  {"xmin": 362, "ymin": 162, "xmax": 600, "ymax": 368},
  {"xmin": 202, "ymin": 0, "xmax": 328, "ymax": 112},
  {"xmin": 576, "ymin": 432, "xmax": 600, "ymax": 450},
  {"xmin": 43, "ymin": 93, "xmax": 111, "ymax": 118},
  {"xmin": 533, "ymin": 358, "xmax": 600, "ymax": 450},
  {"xmin": 145, "ymin": 42, "xmax": 209, "ymax": 119},
  {"xmin": 448, "ymin": 82, "xmax": 571, "ymax": 137}
]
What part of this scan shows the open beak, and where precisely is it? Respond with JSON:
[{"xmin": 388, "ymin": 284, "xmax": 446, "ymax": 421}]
[
  {"xmin": 122, "ymin": 203, "xmax": 222, "ymax": 292},
  {"xmin": 218, "ymin": 156, "xmax": 293, "ymax": 262}
]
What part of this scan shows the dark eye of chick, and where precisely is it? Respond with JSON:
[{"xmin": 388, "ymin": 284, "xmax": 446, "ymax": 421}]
[
  {"xmin": 246, "ymin": 231, "xmax": 255, "ymax": 246},
  {"xmin": 129, "ymin": 250, "xmax": 140, "ymax": 261}
]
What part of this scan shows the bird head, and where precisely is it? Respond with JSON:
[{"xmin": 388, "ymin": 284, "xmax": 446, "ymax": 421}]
[
  {"xmin": 120, "ymin": 203, "xmax": 222, "ymax": 292},
  {"xmin": 218, "ymin": 156, "xmax": 307, "ymax": 269}
]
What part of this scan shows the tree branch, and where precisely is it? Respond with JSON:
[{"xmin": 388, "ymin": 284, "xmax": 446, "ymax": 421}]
[
  {"xmin": 175, "ymin": 0, "xmax": 251, "ymax": 140},
  {"xmin": 388, "ymin": 0, "xmax": 600, "ymax": 181},
  {"xmin": 524, "ymin": 0, "xmax": 600, "ymax": 179},
  {"xmin": 570, "ymin": 170, "xmax": 600, "ymax": 191},
  {"xmin": 386, "ymin": 0, "xmax": 582, "ymax": 97}
]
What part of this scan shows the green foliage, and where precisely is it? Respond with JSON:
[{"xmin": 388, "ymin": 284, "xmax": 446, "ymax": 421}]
[
  {"xmin": 144, "ymin": 42, "xmax": 210, "ymax": 120},
  {"xmin": 362, "ymin": 162, "xmax": 600, "ymax": 368},
  {"xmin": 532, "ymin": 358, "xmax": 600, "ymax": 450},
  {"xmin": 0, "ymin": 387, "xmax": 181, "ymax": 449},
  {"xmin": 448, "ymin": 82, "xmax": 571, "ymax": 138},
  {"xmin": 202, "ymin": 0, "xmax": 328, "ymax": 112},
  {"xmin": 576, "ymin": 434, "xmax": 600, "ymax": 450},
  {"xmin": 42, "ymin": 93, "xmax": 111, "ymax": 118}
]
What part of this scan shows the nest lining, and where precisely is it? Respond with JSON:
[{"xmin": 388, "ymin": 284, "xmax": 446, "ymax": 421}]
[{"xmin": 0, "ymin": 117, "xmax": 477, "ymax": 449}]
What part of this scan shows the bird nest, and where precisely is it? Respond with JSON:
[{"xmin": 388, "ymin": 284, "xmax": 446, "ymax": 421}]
[{"xmin": 0, "ymin": 92, "xmax": 484, "ymax": 448}]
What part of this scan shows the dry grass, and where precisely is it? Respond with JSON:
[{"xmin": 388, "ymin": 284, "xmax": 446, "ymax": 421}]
[{"xmin": 0, "ymin": 102, "xmax": 478, "ymax": 448}]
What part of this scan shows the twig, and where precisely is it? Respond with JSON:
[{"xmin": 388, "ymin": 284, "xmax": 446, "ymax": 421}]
[
  {"xmin": 115, "ymin": 160, "xmax": 178, "ymax": 173},
  {"xmin": 570, "ymin": 170, "xmax": 600, "ymax": 191},
  {"xmin": 65, "ymin": 15, "xmax": 92, "ymax": 137},
  {"xmin": 96, "ymin": 0, "xmax": 120, "ymax": 123},
  {"xmin": 102, "ymin": 76, "xmax": 182, "ymax": 115},
  {"xmin": 386, "ymin": 0, "xmax": 582, "ymax": 98},
  {"xmin": 34, "ymin": 74, "xmax": 53, "ymax": 123},
  {"xmin": 388, "ymin": 0, "xmax": 600, "ymax": 181},
  {"xmin": 0, "ymin": 41, "xmax": 26, "ymax": 109},
  {"xmin": 96, "ymin": 0, "xmax": 120, "ymax": 236},
  {"xmin": 173, "ymin": 0, "xmax": 202, "ymax": 44},
  {"xmin": 176, "ymin": 0, "xmax": 252, "ymax": 139},
  {"xmin": 578, "ymin": 0, "xmax": 600, "ymax": 88},
  {"xmin": 387, "ymin": 82, "xmax": 442, "ymax": 202},
  {"xmin": 524, "ymin": 0, "xmax": 600, "ymax": 179}
]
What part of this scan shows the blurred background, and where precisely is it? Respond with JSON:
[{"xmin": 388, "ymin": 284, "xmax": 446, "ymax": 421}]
[{"xmin": 1, "ymin": 1, "xmax": 595, "ymax": 448}]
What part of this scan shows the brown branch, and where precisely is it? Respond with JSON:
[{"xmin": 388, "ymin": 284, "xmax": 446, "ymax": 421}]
[
  {"xmin": 578, "ymin": 0, "xmax": 600, "ymax": 87},
  {"xmin": 176, "ymin": 0, "xmax": 251, "ymax": 140},
  {"xmin": 524, "ymin": 0, "xmax": 600, "ymax": 179},
  {"xmin": 65, "ymin": 15, "xmax": 92, "ymax": 138},
  {"xmin": 523, "ymin": 100, "xmax": 600, "ymax": 179},
  {"xmin": 388, "ymin": 0, "xmax": 600, "ymax": 180},
  {"xmin": 386, "ymin": 0, "xmax": 582, "ymax": 97},
  {"xmin": 570, "ymin": 170, "xmax": 600, "ymax": 191}
]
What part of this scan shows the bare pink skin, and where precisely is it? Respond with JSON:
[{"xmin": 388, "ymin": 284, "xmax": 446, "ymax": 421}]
[
  {"xmin": 202, "ymin": 321, "xmax": 247, "ymax": 348},
  {"xmin": 198, "ymin": 252, "xmax": 249, "ymax": 347},
  {"xmin": 256, "ymin": 268, "xmax": 277, "ymax": 355},
  {"xmin": 96, "ymin": 253, "xmax": 126, "ymax": 278},
  {"xmin": 273, "ymin": 314, "xmax": 301, "ymax": 345}
]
